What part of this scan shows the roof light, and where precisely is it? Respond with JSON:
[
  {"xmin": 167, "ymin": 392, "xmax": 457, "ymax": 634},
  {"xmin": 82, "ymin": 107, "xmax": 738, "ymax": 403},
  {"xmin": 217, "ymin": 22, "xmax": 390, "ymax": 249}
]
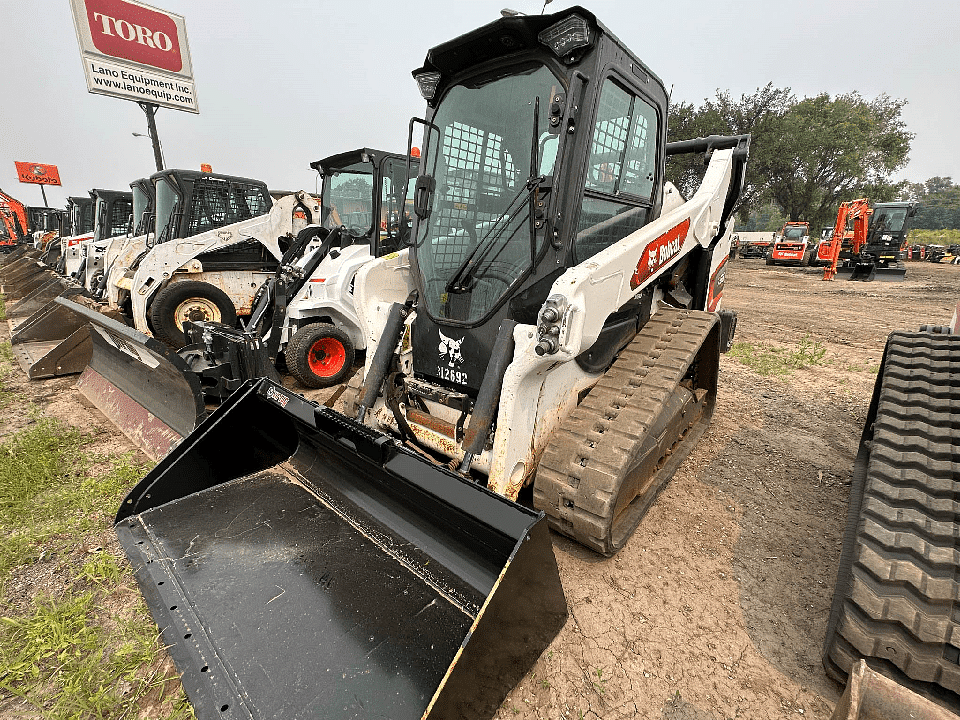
[
  {"xmin": 414, "ymin": 71, "xmax": 442, "ymax": 101},
  {"xmin": 538, "ymin": 13, "xmax": 592, "ymax": 58}
]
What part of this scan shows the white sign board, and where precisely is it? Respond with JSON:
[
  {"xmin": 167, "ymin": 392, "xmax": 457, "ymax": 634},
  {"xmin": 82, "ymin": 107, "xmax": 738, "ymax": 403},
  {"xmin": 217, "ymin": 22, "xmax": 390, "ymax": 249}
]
[{"xmin": 69, "ymin": 0, "xmax": 199, "ymax": 114}]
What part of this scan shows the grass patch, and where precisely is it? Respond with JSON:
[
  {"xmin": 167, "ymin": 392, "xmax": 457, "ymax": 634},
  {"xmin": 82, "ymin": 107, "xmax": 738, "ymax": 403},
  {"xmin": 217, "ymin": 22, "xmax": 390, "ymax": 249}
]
[
  {"xmin": 908, "ymin": 228, "xmax": 960, "ymax": 245},
  {"xmin": 0, "ymin": 293, "xmax": 6, "ymax": 321},
  {"xmin": 0, "ymin": 418, "xmax": 190, "ymax": 718},
  {"xmin": 729, "ymin": 336, "xmax": 827, "ymax": 376}
]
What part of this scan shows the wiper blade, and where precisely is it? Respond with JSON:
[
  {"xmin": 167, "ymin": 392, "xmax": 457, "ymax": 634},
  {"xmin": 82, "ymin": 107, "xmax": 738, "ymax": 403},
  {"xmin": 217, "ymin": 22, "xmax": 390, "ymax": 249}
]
[{"xmin": 444, "ymin": 173, "xmax": 544, "ymax": 294}]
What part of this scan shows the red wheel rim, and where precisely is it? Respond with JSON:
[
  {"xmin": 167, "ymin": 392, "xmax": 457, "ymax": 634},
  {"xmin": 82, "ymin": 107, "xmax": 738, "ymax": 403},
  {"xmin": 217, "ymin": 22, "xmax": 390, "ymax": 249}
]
[{"xmin": 307, "ymin": 337, "xmax": 346, "ymax": 378}]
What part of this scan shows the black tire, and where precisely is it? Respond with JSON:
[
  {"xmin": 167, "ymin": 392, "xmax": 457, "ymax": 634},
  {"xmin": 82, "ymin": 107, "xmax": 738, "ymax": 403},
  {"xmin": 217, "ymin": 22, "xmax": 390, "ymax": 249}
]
[
  {"xmin": 823, "ymin": 332, "xmax": 960, "ymax": 709},
  {"xmin": 148, "ymin": 280, "xmax": 237, "ymax": 347},
  {"xmin": 765, "ymin": 254, "xmax": 774, "ymax": 266},
  {"xmin": 286, "ymin": 323, "xmax": 355, "ymax": 388}
]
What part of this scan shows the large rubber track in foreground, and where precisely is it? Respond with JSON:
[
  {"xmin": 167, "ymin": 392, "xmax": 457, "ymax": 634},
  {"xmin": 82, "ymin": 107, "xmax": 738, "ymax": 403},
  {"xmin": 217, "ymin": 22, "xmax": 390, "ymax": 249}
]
[
  {"xmin": 823, "ymin": 331, "xmax": 960, "ymax": 708},
  {"xmin": 534, "ymin": 307, "xmax": 719, "ymax": 556}
]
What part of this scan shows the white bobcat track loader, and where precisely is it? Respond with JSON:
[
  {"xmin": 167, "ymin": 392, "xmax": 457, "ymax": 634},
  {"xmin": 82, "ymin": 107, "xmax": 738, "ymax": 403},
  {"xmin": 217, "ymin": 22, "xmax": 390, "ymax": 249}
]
[{"xmin": 112, "ymin": 8, "xmax": 746, "ymax": 720}]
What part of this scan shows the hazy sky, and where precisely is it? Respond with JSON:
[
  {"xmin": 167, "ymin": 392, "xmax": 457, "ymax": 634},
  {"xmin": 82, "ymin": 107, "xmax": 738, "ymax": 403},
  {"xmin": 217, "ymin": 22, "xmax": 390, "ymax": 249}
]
[{"xmin": 3, "ymin": 0, "xmax": 957, "ymax": 209}]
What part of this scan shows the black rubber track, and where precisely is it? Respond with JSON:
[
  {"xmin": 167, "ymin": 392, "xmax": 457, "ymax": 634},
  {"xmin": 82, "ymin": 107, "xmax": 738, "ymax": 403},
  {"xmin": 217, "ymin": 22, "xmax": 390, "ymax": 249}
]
[
  {"xmin": 823, "ymin": 332, "xmax": 960, "ymax": 709},
  {"xmin": 534, "ymin": 308, "xmax": 719, "ymax": 556}
]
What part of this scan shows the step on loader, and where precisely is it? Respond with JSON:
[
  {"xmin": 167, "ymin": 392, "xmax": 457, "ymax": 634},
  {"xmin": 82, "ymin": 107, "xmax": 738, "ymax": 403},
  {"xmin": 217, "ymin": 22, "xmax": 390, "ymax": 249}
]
[
  {"xmin": 767, "ymin": 221, "xmax": 813, "ymax": 266},
  {"xmin": 115, "ymin": 7, "xmax": 748, "ymax": 718},
  {"xmin": 56, "ymin": 196, "xmax": 95, "ymax": 275},
  {"xmin": 7, "ymin": 188, "xmax": 135, "ymax": 379}
]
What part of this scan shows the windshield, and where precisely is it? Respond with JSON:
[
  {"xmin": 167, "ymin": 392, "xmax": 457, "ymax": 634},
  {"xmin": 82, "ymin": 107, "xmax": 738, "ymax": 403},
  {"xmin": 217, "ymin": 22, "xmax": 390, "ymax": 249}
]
[
  {"xmin": 783, "ymin": 225, "xmax": 806, "ymax": 239},
  {"xmin": 415, "ymin": 63, "xmax": 559, "ymax": 324},
  {"xmin": 322, "ymin": 160, "xmax": 374, "ymax": 236},
  {"xmin": 72, "ymin": 202, "xmax": 94, "ymax": 235},
  {"xmin": 132, "ymin": 184, "xmax": 153, "ymax": 235},
  {"xmin": 871, "ymin": 207, "xmax": 907, "ymax": 233},
  {"xmin": 154, "ymin": 177, "xmax": 181, "ymax": 244}
]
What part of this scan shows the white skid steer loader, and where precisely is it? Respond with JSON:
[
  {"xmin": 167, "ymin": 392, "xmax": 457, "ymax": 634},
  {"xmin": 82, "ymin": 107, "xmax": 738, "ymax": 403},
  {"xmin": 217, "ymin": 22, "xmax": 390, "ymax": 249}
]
[{"xmin": 116, "ymin": 169, "xmax": 320, "ymax": 346}]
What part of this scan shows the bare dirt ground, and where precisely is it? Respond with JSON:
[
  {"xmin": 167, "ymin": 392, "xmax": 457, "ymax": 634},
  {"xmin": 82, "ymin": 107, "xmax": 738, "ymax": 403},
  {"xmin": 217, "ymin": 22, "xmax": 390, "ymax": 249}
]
[{"xmin": 2, "ymin": 259, "xmax": 958, "ymax": 719}]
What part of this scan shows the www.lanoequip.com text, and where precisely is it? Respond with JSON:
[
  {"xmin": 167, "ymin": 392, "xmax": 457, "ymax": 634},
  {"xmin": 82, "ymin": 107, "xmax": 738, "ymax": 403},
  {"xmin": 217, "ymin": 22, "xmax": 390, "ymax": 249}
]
[{"xmin": 87, "ymin": 60, "xmax": 196, "ymax": 108}]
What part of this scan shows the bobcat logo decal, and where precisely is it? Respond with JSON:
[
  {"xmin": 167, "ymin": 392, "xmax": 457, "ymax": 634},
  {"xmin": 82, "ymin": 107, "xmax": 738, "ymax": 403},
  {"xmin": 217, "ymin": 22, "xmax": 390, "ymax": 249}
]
[{"xmin": 438, "ymin": 329, "xmax": 464, "ymax": 367}]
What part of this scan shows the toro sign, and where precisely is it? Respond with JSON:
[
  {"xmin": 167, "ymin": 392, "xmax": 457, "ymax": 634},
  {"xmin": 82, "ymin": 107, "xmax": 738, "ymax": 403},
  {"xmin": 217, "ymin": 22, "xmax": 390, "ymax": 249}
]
[
  {"xmin": 14, "ymin": 162, "xmax": 62, "ymax": 186},
  {"xmin": 69, "ymin": 0, "xmax": 198, "ymax": 114}
]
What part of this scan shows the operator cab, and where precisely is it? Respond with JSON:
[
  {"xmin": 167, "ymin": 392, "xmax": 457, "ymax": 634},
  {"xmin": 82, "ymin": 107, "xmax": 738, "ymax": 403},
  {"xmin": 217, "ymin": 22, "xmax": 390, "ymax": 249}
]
[
  {"xmin": 862, "ymin": 202, "xmax": 917, "ymax": 265},
  {"xmin": 407, "ymin": 6, "xmax": 669, "ymax": 394},
  {"xmin": 151, "ymin": 169, "xmax": 273, "ymax": 246},
  {"xmin": 310, "ymin": 148, "xmax": 419, "ymax": 258}
]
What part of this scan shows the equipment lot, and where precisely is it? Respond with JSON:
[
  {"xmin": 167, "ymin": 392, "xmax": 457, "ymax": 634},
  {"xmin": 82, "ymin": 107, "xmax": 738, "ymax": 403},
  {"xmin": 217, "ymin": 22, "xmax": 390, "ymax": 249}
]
[{"xmin": 1, "ymin": 258, "xmax": 957, "ymax": 719}]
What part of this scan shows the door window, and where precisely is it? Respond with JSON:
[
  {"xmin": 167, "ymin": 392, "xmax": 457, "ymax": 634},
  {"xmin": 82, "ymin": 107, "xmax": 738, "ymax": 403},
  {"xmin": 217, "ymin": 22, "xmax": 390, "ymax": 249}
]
[{"xmin": 575, "ymin": 78, "xmax": 659, "ymax": 262}]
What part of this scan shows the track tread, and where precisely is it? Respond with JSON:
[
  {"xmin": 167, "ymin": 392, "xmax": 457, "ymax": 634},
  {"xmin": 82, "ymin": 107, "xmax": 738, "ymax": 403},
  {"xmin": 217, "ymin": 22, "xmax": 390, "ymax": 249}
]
[
  {"xmin": 533, "ymin": 307, "xmax": 718, "ymax": 555},
  {"xmin": 823, "ymin": 332, "xmax": 960, "ymax": 707}
]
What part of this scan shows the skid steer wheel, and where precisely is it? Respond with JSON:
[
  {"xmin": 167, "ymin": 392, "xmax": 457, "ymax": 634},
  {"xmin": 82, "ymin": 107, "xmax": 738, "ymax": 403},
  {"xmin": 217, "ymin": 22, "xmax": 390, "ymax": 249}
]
[
  {"xmin": 286, "ymin": 323, "xmax": 355, "ymax": 388},
  {"xmin": 149, "ymin": 280, "xmax": 237, "ymax": 347}
]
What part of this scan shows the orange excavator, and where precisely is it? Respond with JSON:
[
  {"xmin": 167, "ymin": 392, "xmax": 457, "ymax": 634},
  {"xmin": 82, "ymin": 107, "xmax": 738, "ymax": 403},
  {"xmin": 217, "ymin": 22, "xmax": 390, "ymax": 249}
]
[
  {"xmin": 0, "ymin": 188, "xmax": 30, "ymax": 251},
  {"xmin": 822, "ymin": 198, "xmax": 871, "ymax": 280}
]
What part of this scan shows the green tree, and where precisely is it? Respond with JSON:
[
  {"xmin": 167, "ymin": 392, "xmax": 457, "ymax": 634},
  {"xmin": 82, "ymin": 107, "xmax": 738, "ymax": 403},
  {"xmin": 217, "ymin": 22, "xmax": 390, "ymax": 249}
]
[
  {"xmin": 666, "ymin": 83, "xmax": 793, "ymax": 218},
  {"xmin": 761, "ymin": 92, "xmax": 912, "ymax": 230},
  {"xmin": 900, "ymin": 176, "xmax": 960, "ymax": 230},
  {"xmin": 666, "ymin": 87, "xmax": 914, "ymax": 232}
]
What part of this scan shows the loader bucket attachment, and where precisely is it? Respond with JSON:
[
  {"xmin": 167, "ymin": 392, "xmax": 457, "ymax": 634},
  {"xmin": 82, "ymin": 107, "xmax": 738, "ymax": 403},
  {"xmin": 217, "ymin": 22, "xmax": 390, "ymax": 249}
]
[
  {"xmin": 1, "ymin": 264, "xmax": 61, "ymax": 300},
  {"xmin": 841, "ymin": 262, "xmax": 906, "ymax": 282},
  {"xmin": 10, "ymin": 294, "xmax": 121, "ymax": 379},
  {"xmin": 0, "ymin": 257, "xmax": 47, "ymax": 288},
  {"xmin": 115, "ymin": 378, "xmax": 568, "ymax": 720},
  {"xmin": 831, "ymin": 661, "xmax": 955, "ymax": 720},
  {"xmin": 5, "ymin": 277, "xmax": 85, "ymax": 333},
  {"xmin": 0, "ymin": 245, "xmax": 39, "ymax": 266},
  {"xmin": 56, "ymin": 297, "xmax": 207, "ymax": 460}
]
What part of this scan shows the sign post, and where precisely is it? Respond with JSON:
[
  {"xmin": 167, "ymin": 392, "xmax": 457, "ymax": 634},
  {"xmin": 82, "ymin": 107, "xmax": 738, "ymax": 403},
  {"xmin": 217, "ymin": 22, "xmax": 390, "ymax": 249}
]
[
  {"xmin": 69, "ymin": 0, "xmax": 198, "ymax": 170},
  {"xmin": 14, "ymin": 162, "xmax": 62, "ymax": 207}
]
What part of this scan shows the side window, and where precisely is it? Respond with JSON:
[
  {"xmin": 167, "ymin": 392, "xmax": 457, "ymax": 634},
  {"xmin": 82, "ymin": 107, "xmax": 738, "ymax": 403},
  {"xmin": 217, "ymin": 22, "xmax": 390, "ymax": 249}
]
[{"xmin": 575, "ymin": 78, "xmax": 659, "ymax": 263}]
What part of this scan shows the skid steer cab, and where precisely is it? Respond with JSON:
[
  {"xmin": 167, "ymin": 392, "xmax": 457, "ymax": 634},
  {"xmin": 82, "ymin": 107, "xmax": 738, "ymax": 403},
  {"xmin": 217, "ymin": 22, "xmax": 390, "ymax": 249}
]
[
  {"xmin": 77, "ymin": 188, "xmax": 134, "ymax": 292},
  {"xmin": 59, "ymin": 195, "xmax": 96, "ymax": 277},
  {"xmin": 178, "ymin": 147, "xmax": 421, "ymax": 396},
  {"xmin": 113, "ymin": 169, "xmax": 321, "ymax": 346},
  {"xmin": 114, "ymin": 7, "xmax": 748, "ymax": 720},
  {"xmin": 95, "ymin": 177, "xmax": 155, "ymax": 302}
]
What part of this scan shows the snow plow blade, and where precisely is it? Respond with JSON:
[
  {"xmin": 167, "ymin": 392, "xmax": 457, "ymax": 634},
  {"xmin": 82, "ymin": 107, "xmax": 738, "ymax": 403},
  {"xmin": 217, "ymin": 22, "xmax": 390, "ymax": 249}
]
[
  {"xmin": 115, "ymin": 378, "xmax": 568, "ymax": 720},
  {"xmin": 11, "ymin": 293, "xmax": 121, "ymax": 379},
  {"xmin": 831, "ymin": 661, "xmax": 955, "ymax": 720},
  {"xmin": 57, "ymin": 297, "xmax": 206, "ymax": 460}
]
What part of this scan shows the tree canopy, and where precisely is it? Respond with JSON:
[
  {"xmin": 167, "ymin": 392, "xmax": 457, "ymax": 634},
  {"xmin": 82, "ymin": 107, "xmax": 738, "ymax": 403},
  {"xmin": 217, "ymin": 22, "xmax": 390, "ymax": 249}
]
[
  {"xmin": 665, "ymin": 84, "xmax": 914, "ymax": 232},
  {"xmin": 899, "ymin": 177, "xmax": 960, "ymax": 230}
]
